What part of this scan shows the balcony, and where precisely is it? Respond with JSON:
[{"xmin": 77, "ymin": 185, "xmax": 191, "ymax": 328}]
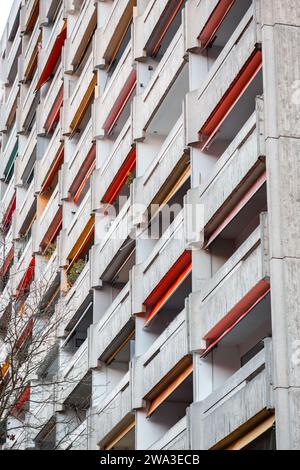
[
  {"xmin": 40, "ymin": 0, "xmax": 62, "ymax": 26},
  {"xmin": 94, "ymin": 371, "xmax": 133, "ymax": 448},
  {"xmin": 1, "ymin": 176, "xmax": 15, "ymax": 215},
  {"xmin": 138, "ymin": 210, "xmax": 186, "ymax": 309},
  {"xmin": 200, "ymin": 100, "xmax": 265, "ymax": 231},
  {"xmin": 39, "ymin": 9, "xmax": 64, "ymax": 73},
  {"xmin": 15, "ymin": 122, "xmax": 36, "ymax": 186},
  {"xmin": 58, "ymin": 259, "xmax": 91, "ymax": 337},
  {"xmin": 91, "ymin": 118, "xmax": 132, "ymax": 209},
  {"xmin": 27, "ymin": 383, "xmax": 56, "ymax": 442},
  {"xmin": 0, "ymin": 75, "xmax": 19, "ymax": 132},
  {"xmin": 94, "ymin": 0, "xmax": 135, "ymax": 68},
  {"xmin": 89, "ymin": 283, "xmax": 133, "ymax": 367},
  {"xmin": 35, "ymin": 126, "xmax": 63, "ymax": 193},
  {"xmin": 134, "ymin": 0, "xmax": 183, "ymax": 59},
  {"xmin": 91, "ymin": 196, "xmax": 133, "ymax": 286},
  {"xmin": 5, "ymin": 26, "xmax": 21, "ymax": 84},
  {"xmin": 38, "ymin": 64, "xmax": 63, "ymax": 134},
  {"xmin": 94, "ymin": 43, "xmax": 134, "ymax": 138},
  {"xmin": 133, "ymin": 26, "xmax": 185, "ymax": 140},
  {"xmin": 139, "ymin": 308, "xmax": 189, "ymax": 398},
  {"xmin": 58, "ymin": 339, "xmax": 89, "ymax": 404},
  {"xmin": 189, "ymin": 216, "xmax": 270, "ymax": 352},
  {"xmin": 12, "ymin": 237, "xmax": 33, "ymax": 293},
  {"xmin": 0, "ymin": 123, "xmax": 17, "ymax": 179},
  {"xmin": 64, "ymin": 0, "xmax": 97, "ymax": 73},
  {"xmin": 190, "ymin": 339, "xmax": 273, "ymax": 449},
  {"xmin": 64, "ymin": 52, "xmax": 96, "ymax": 135},
  {"xmin": 60, "ymin": 189, "xmax": 92, "ymax": 266},
  {"xmin": 15, "ymin": 180, "xmax": 35, "ymax": 238},
  {"xmin": 186, "ymin": 6, "xmax": 261, "ymax": 145},
  {"xmin": 36, "ymin": 186, "xmax": 61, "ymax": 253},
  {"xmin": 62, "ymin": 119, "xmax": 94, "ymax": 200},
  {"xmin": 60, "ymin": 419, "xmax": 88, "ymax": 450},
  {"xmin": 136, "ymin": 115, "xmax": 186, "ymax": 208},
  {"xmin": 149, "ymin": 416, "xmax": 189, "ymax": 450},
  {"xmin": 23, "ymin": 0, "xmax": 39, "ymax": 34},
  {"xmin": 22, "ymin": 20, "xmax": 40, "ymax": 82},
  {"xmin": 18, "ymin": 72, "xmax": 39, "ymax": 134}
]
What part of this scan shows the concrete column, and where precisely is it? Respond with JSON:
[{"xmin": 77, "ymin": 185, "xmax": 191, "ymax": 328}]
[{"xmin": 261, "ymin": 0, "xmax": 300, "ymax": 449}]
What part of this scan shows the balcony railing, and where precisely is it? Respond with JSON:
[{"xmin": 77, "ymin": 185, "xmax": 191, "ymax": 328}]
[
  {"xmin": 149, "ymin": 416, "xmax": 189, "ymax": 450},
  {"xmin": 58, "ymin": 259, "xmax": 91, "ymax": 337},
  {"xmin": 139, "ymin": 308, "xmax": 188, "ymax": 398},
  {"xmin": 91, "ymin": 118, "xmax": 132, "ymax": 209},
  {"xmin": 188, "ymin": 215, "xmax": 270, "ymax": 351},
  {"xmin": 94, "ymin": 43, "xmax": 134, "ymax": 138},
  {"xmin": 15, "ymin": 122, "xmax": 36, "ymax": 186},
  {"xmin": 138, "ymin": 115, "xmax": 186, "ymax": 208},
  {"xmin": 133, "ymin": 26, "xmax": 185, "ymax": 140},
  {"xmin": 186, "ymin": 5, "xmax": 261, "ymax": 145},
  {"xmin": 89, "ymin": 283, "xmax": 133, "ymax": 366},
  {"xmin": 94, "ymin": 371, "xmax": 133, "ymax": 448},
  {"xmin": 91, "ymin": 196, "xmax": 133, "ymax": 285},
  {"xmin": 65, "ymin": 0, "xmax": 96, "ymax": 72},
  {"xmin": 94, "ymin": 0, "xmax": 134, "ymax": 68},
  {"xmin": 190, "ymin": 338, "xmax": 273, "ymax": 449}
]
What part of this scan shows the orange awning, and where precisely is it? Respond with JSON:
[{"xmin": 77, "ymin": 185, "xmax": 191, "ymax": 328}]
[
  {"xmin": 35, "ymin": 21, "xmax": 67, "ymax": 91},
  {"xmin": 147, "ymin": 363, "xmax": 193, "ymax": 417}
]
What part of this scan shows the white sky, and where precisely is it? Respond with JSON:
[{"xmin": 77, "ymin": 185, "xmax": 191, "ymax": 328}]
[{"xmin": 0, "ymin": 0, "xmax": 14, "ymax": 40}]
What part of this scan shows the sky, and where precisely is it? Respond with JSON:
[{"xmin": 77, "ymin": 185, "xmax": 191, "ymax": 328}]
[{"xmin": 0, "ymin": 0, "xmax": 14, "ymax": 40}]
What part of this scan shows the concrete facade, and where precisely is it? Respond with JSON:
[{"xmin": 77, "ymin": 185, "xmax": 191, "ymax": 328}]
[{"xmin": 0, "ymin": 0, "xmax": 299, "ymax": 450}]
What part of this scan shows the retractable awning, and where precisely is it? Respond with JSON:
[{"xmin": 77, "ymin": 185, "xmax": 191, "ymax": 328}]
[
  {"xmin": 103, "ymin": 70, "xmax": 136, "ymax": 135},
  {"xmin": 145, "ymin": 0, "xmax": 184, "ymax": 56},
  {"xmin": 40, "ymin": 144, "xmax": 64, "ymax": 193},
  {"xmin": 0, "ymin": 246, "xmax": 14, "ymax": 278},
  {"xmin": 45, "ymin": 86, "xmax": 64, "ymax": 134},
  {"xmin": 147, "ymin": 362, "xmax": 193, "ymax": 417},
  {"xmin": 35, "ymin": 21, "xmax": 67, "ymax": 91},
  {"xmin": 16, "ymin": 257, "xmax": 35, "ymax": 297},
  {"xmin": 199, "ymin": 49, "xmax": 262, "ymax": 150},
  {"xmin": 68, "ymin": 145, "xmax": 96, "ymax": 204},
  {"xmin": 101, "ymin": 147, "xmax": 136, "ymax": 205},
  {"xmin": 4, "ymin": 141, "xmax": 18, "ymax": 182},
  {"xmin": 144, "ymin": 250, "xmax": 192, "ymax": 326},
  {"xmin": 2, "ymin": 191, "xmax": 16, "ymax": 232},
  {"xmin": 198, "ymin": 0, "xmax": 235, "ymax": 49}
]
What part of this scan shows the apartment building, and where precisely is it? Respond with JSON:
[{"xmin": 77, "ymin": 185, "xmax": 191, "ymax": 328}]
[{"xmin": 0, "ymin": 0, "xmax": 299, "ymax": 451}]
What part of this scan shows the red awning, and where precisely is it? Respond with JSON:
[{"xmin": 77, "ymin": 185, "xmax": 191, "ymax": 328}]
[
  {"xmin": 40, "ymin": 207, "xmax": 62, "ymax": 253},
  {"xmin": 2, "ymin": 191, "xmax": 16, "ymax": 233},
  {"xmin": 102, "ymin": 147, "xmax": 136, "ymax": 205},
  {"xmin": 41, "ymin": 145, "xmax": 64, "ymax": 193},
  {"xmin": 69, "ymin": 145, "xmax": 96, "ymax": 203},
  {"xmin": 0, "ymin": 246, "xmax": 14, "ymax": 278},
  {"xmin": 199, "ymin": 49, "xmax": 262, "ymax": 150},
  {"xmin": 198, "ymin": 0, "xmax": 235, "ymax": 49},
  {"xmin": 35, "ymin": 21, "xmax": 67, "ymax": 91},
  {"xmin": 201, "ymin": 282, "xmax": 271, "ymax": 357},
  {"xmin": 45, "ymin": 86, "xmax": 64, "ymax": 134},
  {"xmin": 144, "ymin": 251, "xmax": 192, "ymax": 326},
  {"xmin": 16, "ymin": 257, "xmax": 35, "ymax": 297},
  {"xmin": 103, "ymin": 69, "xmax": 136, "ymax": 135},
  {"xmin": 14, "ymin": 386, "xmax": 30, "ymax": 412}
]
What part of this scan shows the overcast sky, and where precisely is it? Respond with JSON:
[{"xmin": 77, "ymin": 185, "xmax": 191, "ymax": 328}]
[{"xmin": 0, "ymin": 0, "xmax": 14, "ymax": 40}]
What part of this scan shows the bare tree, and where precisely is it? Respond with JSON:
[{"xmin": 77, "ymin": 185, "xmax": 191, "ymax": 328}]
[{"xmin": 0, "ymin": 225, "xmax": 96, "ymax": 450}]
